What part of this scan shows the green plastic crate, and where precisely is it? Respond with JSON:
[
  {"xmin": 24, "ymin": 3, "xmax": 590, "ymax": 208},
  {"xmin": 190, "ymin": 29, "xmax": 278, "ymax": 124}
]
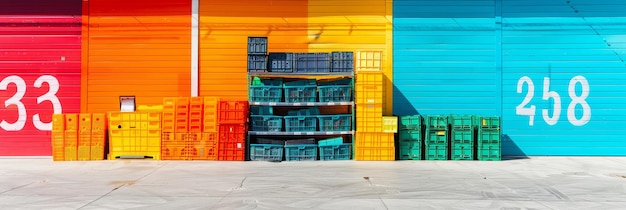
[
  {"xmin": 451, "ymin": 130, "xmax": 474, "ymax": 146},
  {"xmin": 478, "ymin": 129, "xmax": 501, "ymax": 146},
  {"xmin": 319, "ymin": 143, "xmax": 352, "ymax": 160},
  {"xmin": 399, "ymin": 115, "xmax": 422, "ymax": 130},
  {"xmin": 478, "ymin": 143, "xmax": 501, "ymax": 161},
  {"xmin": 480, "ymin": 116, "xmax": 501, "ymax": 129},
  {"xmin": 425, "ymin": 129, "xmax": 447, "ymax": 145},
  {"xmin": 318, "ymin": 137, "xmax": 345, "ymax": 146},
  {"xmin": 451, "ymin": 145, "xmax": 473, "ymax": 161},
  {"xmin": 449, "ymin": 115, "xmax": 475, "ymax": 130},
  {"xmin": 426, "ymin": 144, "xmax": 447, "ymax": 160},
  {"xmin": 398, "ymin": 141, "xmax": 422, "ymax": 160},
  {"xmin": 425, "ymin": 115, "xmax": 448, "ymax": 130}
]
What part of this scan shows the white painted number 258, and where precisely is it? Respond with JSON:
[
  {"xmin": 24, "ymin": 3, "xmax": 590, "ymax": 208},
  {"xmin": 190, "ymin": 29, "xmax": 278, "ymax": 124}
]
[
  {"xmin": 0, "ymin": 75, "xmax": 63, "ymax": 131},
  {"xmin": 516, "ymin": 75, "xmax": 591, "ymax": 126}
]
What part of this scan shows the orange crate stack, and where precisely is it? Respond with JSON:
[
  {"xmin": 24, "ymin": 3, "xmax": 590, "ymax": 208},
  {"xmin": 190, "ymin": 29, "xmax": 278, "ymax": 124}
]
[
  {"xmin": 203, "ymin": 97, "xmax": 218, "ymax": 132},
  {"xmin": 51, "ymin": 114, "xmax": 65, "ymax": 161},
  {"xmin": 175, "ymin": 97, "xmax": 190, "ymax": 132},
  {"xmin": 189, "ymin": 97, "xmax": 203, "ymax": 133}
]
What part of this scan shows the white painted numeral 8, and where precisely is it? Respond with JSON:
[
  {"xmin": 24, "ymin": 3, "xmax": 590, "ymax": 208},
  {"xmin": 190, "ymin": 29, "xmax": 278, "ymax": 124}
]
[
  {"xmin": 516, "ymin": 75, "xmax": 591, "ymax": 126},
  {"xmin": 0, "ymin": 75, "xmax": 63, "ymax": 131}
]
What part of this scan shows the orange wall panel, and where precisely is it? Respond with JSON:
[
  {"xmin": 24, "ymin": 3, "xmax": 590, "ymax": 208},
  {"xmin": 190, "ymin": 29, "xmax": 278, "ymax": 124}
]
[
  {"xmin": 85, "ymin": 0, "xmax": 191, "ymax": 113},
  {"xmin": 308, "ymin": 0, "xmax": 393, "ymax": 115},
  {"xmin": 199, "ymin": 0, "xmax": 308, "ymax": 100}
]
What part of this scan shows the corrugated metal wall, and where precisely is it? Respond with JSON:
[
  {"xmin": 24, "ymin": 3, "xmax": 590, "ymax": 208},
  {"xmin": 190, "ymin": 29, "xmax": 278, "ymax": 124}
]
[
  {"xmin": 393, "ymin": 0, "xmax": 626, "ymax": 156},
  {"xmin": 392, "ymin": 0, "xmax": 498, "ymax": 116},
  {"xmin": 198, "ymin": 0, "xmax": 308, "ymax": 100},
  {"xmin": 501, "ymin": 0, "xmax": 626, "ymax": 155},
  {"xmin": 0, "ymin": 0, "xmax": 82, "ymax": 155},
  {"xmin": 308, "ymin": 0, "xmax": 393, "ymax": 115},
  {"xmin": 85, "ymin": 0, "xmax": 192, "ymax": 113}
]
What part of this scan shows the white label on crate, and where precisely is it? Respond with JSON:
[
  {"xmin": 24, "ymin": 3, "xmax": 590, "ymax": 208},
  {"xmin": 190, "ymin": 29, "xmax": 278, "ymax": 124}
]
[
  {"xmin": 326, "ymin": 132, "xmax": 333, "ymax": 135},
  {"xmin": 306, "ymin": 132, "xmax": 314, "ymax": 135},
  {"xmin": 269, "ymin": 102, "xmax": 277, "ymax": 106},
  {"xmin": 294, "ymin": 132, "xmax": 302, "ymax": 135},
  {"xmin": 306, "ymin": 103, "xmax": 315, "ymax": 106},
  {"xmin": 259, "ymin": 132, "xmax": 268, "ymax": 135},
  {"xmin": 293, "ymin": 103, "xmax": 301, "ymax": 106},
  {"xmin": 237, "ymin": 143, "xmax": 242, "ymax": 149},
  {"xmin": 253, "ymin": 102, "xmax": 261, "ymax": 105},
  {"xmin": 328, "ymin": 102, "xmax": 336, "ymax": 106}
]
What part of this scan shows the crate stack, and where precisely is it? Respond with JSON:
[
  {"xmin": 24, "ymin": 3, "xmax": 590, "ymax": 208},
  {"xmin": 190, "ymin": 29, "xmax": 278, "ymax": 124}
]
[
  {"xmin": 478, "ymin": 116, "xmax": 501, "ymax": 161},
  {"xmin": 108, "ymin": 112, "xmax": 161, "ymax": 160},
  {"xmin": 354, "ymin": 51, "xmax": 394, "ymax": 161},
  {"xmin": 318, "ymin": 137, "xmax": 352, "ymax": 161},
  {"xmin": 248, "ymin": 37, "xmax": 268, "ymax": 72},
  {"xmin": 449, "ymin": 115, "xmax": 475, "ymax": 160},
  {"xmin": 90, "ymin": 114, "xmax": 107, "ymax": 160},
  {"xmin": 425, "ymin": 115, "xmax": 449, "ymax": 160},
  {"xmin": 398, "ymin": 115, "xmax": 422, "ymax": 160},
  {"xmin": 51, "ymin": 114, "xmax": 65, "ymax": 161},
  {"xmin": 161, "ymin": 97, "xmax": 218, "ymax": 160},
  {"xmin": 217, "ymin": 100, "xmax": 249, "ymax": 161},
  {"xmin": 51, "ymin": 113, "xmax": 107, "ymax": 161}
]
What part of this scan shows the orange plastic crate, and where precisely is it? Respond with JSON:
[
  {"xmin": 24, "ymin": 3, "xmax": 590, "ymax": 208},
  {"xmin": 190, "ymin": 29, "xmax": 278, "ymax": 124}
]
[
  {"xmin": 189, "ymin": 97, "xmax": 203, "ymax": 112},
  {"xmin": 218, "ymin": 124, "xmax": 247, "ymax": 143},
  {"xmin": 52, "ymin": 114, "xmax": 65, "ymax": 131},
  {"xmin": 354, "ymin": 146, "xmax": 395, "ymax": 161},
  {"xmin": 163, "ymin": 97, "xmax": 177, "ymax": 111},
  {"xmin": 78, "ymin": 131, "xmax": 91, "ymax": 146},
  {"xmin": 218, "ymin": 100, "xmax": 249, "ymax": 125},
  {"xmin": 65, "ymin": 114, "xmax": 78, "ymax": 131},
  {"xmin": 355, "ymin": 132, "xmax": 395, "ymax": 148},
  {"xmin": 92, "ymin": 113, "xmax": 106, "ymax": 131},
  {"xmin": 218, "ymin": 142, "xmax": 245, "ymax": 161}
]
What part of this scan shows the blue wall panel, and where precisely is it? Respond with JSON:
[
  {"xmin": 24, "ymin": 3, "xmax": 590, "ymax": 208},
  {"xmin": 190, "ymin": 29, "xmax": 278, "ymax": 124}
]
[
  {"xmin": 393, "ymin": 0, "xmax": 626, "ymax": 156},
  {"xmin": 501, "ymin": 0, "xmax": 626, "ymax": 155},
  {"xmin": 393, "ymin": 0, "xmax": 498, "ymax": 116}
]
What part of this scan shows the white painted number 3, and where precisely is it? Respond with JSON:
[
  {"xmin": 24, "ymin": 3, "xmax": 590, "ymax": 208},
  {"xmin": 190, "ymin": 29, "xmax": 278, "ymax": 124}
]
[
  {"xmin": 516, "ymin": 75, "xmax": 591, "ymax": 126},
  {"xmin": 0, "ymin": 75, "xmax": 63, "ymax": 131}
]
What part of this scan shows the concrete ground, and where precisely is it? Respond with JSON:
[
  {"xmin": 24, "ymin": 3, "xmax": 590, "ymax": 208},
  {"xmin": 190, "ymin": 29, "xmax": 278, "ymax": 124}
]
[{"xmin": 0, "ymin": 157, "xmax": 625, "ymax": 210}]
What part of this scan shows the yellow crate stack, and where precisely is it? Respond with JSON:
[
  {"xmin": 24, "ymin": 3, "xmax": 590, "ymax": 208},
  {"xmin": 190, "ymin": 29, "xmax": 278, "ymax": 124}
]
[
  {"xmin": 51, "ymin": 113, "xmax": 107, "ymax": 161},
  {"xmin": 354, "ymin": 51, "xmax": 395, "ymax": 161},
  {"xmin": 64, "ymin": 114, "xmax": 78, "ymax": 161},
  {"xmin": 77, "ymin": 114, "xmax": 92, "ymax": 160},
  {"xmin": 91, "ymin": 113, "xmax": 107, "ymax": 160},
  {"xmin": 108, "ymin": 112, "xmax": 161, "ymax": 160},
  {"xmin": 51, "ymin": 114, "xmax": 65, "ymax": 161}
]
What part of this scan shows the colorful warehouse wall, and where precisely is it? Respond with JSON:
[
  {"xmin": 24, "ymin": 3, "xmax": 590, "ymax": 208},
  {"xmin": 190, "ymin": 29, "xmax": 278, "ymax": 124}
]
[
  {"xmin": 0, "ymin": 0, "xmax": 82, "ymax": 155},
  {"xmin": 393, "ymin": 0, "xmax": 626, "ymax": 156}
]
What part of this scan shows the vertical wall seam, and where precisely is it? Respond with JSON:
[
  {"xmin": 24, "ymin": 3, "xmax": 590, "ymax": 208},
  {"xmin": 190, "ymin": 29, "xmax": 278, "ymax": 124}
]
[
  {"xmin": 191, "ymin": 0, "xmax": 199, "ymax": 96},
  {"xmin": 495, "ymin": 0, "xmax": 503, "ymax": 119}
]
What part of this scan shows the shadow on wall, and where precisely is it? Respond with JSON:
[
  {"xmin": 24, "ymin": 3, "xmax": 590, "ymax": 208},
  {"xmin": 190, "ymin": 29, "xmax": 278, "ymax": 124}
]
[
  {"xmin": 391, "ymin": 84, "xmax": 418, "ymax": 116},
  {"xmin": 502, "ymin": 134, "xmax": 528, "ymax": 160}
]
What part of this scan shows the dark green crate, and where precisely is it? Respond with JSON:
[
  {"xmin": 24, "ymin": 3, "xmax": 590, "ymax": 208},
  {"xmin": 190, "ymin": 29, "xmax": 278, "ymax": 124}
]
[
  {"xmin": 426, "ymin": 144, "xmax": 447, "ymax": 160},
  {"xmin": 478, "ymin": 129, "xmax": 501, "ymax": 145},
  {"xmin": 399, "ymin": 115, "xmax": 422, "ymax": 130},
  {"xmin": 479, "ymin": 116, "xmax": 501, "ymax": 129},
  {"xmin": 399, "ymin": 130, "xmax": 421, "ymax": 142},
  {"xmin": 451, "ymin": 130, "xmax": 474, "ymax": 146},
  {"xmin": 478, "ymin": 143, "xmax": 501, "ymax": 161},
  {"xmin": 449, "ymin": 115, "xmax": 475, "ymax": 130},
  {"xmin": 451, "ymin": 145, "xmax": 473, "ymax": 161},
  {"xmin": 425, "ymin": 129, "xmax": 447, "ymax": 145},
  {"xmin": 398, "ymin": 141, "xmax": 422, "ymax": 160},
  {"xmin": 425, "ymin": 115, "xmax": 448, "ymax": 130}
]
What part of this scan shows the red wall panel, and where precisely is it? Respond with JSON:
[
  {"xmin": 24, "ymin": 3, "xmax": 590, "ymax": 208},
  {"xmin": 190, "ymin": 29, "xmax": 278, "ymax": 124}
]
[{"xmin": 0, "ymin": 0, "xmax": 82, "ymax": 156}]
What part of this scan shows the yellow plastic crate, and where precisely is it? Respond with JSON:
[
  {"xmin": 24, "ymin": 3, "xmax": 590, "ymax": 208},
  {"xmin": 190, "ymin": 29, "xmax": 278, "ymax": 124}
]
[
  {"xmin": 51, "ymin": 131, "xmax": 64, "ymax": 161},
  {"xmin": 64, "ymin": 146, "xmax": 77, "ymax": 161},
  {"xmin": 355, "ymin": 132, "xmax": 395, "ymax": 148},
  {"xmin": 356, "ymin": 51, "xmax": 382, "ymax": 72},
  {"xmin": 92, "ymin": 113, "xmax": 106, "ymax": 131},
  {"xmin": 77, "ymin": 145, "xmax": 91, "ymax": 161},
  {"xmin": 382, "ymin": 116, "xmax": 398, "ymax": 133},
  {"xmin": 65, "ymin": 114, "xmax": 78, "ymax": 131},
  {"xmin": 79, "ymin": 113, "xmax": 92, "ymax": 131},
  {"xmin": 355, "ymin": 84, "xmax": 384, "ymax": 104},
  {"xmin": 137, "ymin": 105, "xmax": 163, "ymax": 111},
  {"xmin": 108, "ymin": 129, "xmax": 161, "ymax": 160},
  {"xmin": 108, "ymin": 112, "xmax": 122, "ymax": 122},
  {"xmin": 356, "ymin": 103, "xmax": 383, "ymax": 132},
  {"xmin": 52, "ymin": 114, "xmax": 65, "ymax": 131},
  {"xmin": 354, "ymin": 146, "xmax": 395, "ymax": 161}
]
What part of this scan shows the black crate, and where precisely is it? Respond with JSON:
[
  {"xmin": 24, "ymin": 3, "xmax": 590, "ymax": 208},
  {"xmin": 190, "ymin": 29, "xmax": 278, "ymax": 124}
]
[
  {"xmin": 248, "ymin": 55, "xmax": 267, "ymax": 72},
  {"xmin": 296, "ymin": 53, "xmax": 331, "ymax": 73},
  {"xmin": 248, "ymin": 37, "xmax": 267, "ymax": 55},
  {"xmin": 285, "ymin": 138, "xmax": 316, "ymax": 145},
  {"xmin": 268, "ymin": 52, "xmax": 296, "ymax": 72}
]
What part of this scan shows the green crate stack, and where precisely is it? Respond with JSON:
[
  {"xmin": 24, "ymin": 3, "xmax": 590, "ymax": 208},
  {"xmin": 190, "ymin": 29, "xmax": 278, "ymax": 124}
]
[
  {"xmin": 398, "ymin": 115, "xmax": 422, "ymax": 160},
  {"xmin": 449, "ymin": 115, "xmax": 475, "ymax": 161},
  {"xmin": 478, "ymin": 116, "xmax": 501, "ymax": 161},
  {"xmin": 425, "ymin": 115, "xmax": 448, "ymax": 160}
]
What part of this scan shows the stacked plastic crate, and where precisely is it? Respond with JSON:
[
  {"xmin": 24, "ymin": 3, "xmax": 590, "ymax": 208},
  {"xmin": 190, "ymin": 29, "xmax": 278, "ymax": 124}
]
[
  {"xmin": 425, "ymin": 115, "xmax": 449, "ymax": 160},
  {"xmin": 398, "ymin": 115, "xmax": 422, "ymax": 160},
  {"xmin": 108, "ymin": 112, "xmax": 161, "ymax": 160},
  {"xmin": 318, "ymin": 137, "xmax": 351, "ymax": 161},
  {"xmin": 449, "ymin": 115, "xmax": 475, "ymax": 160},
  {"xmin": 217, "ymin": 100, "xmax": 249, "ymax": 161},
  {"xmin": 478, "ymin": 116, "xmax": 501, "ymax": 161},
  {"xmin": 354, "ymin": 51, "xmax": 394, "ymax": 161},
  {"xmin": 64, "ymin": 114, "xmax": 78, "ymax": 161},
  {"xmin": 52, "ymin": 113, "xmax": 106, "ymax": 161},
  {"xmin": 162, "ymin": 97, "xmax": 218, "ymax": 160},
  {"xmin": 247, "ymin": 37, "xmax": 267, "ymax": 72},
  {"xmin": 90, "ymin": 114, "xmax": 107, "ymax": 160},
  {"xmin": 51, "ymin": 114, "xmax": 65, "ymax": 161}
]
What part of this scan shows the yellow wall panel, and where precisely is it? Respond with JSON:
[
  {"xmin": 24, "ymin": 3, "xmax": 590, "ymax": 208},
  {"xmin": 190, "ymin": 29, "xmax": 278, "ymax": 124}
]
[
  {"xmin": 85, "ymin": 0, "xmax": 191, "ymax": 113},
  {"xmin": 199, "ymin": 0, "xmax": 308, "ymax": 100},
  {"xmin": 308, "ymin": 0, "xmax": 393, "ymax": 115}
]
